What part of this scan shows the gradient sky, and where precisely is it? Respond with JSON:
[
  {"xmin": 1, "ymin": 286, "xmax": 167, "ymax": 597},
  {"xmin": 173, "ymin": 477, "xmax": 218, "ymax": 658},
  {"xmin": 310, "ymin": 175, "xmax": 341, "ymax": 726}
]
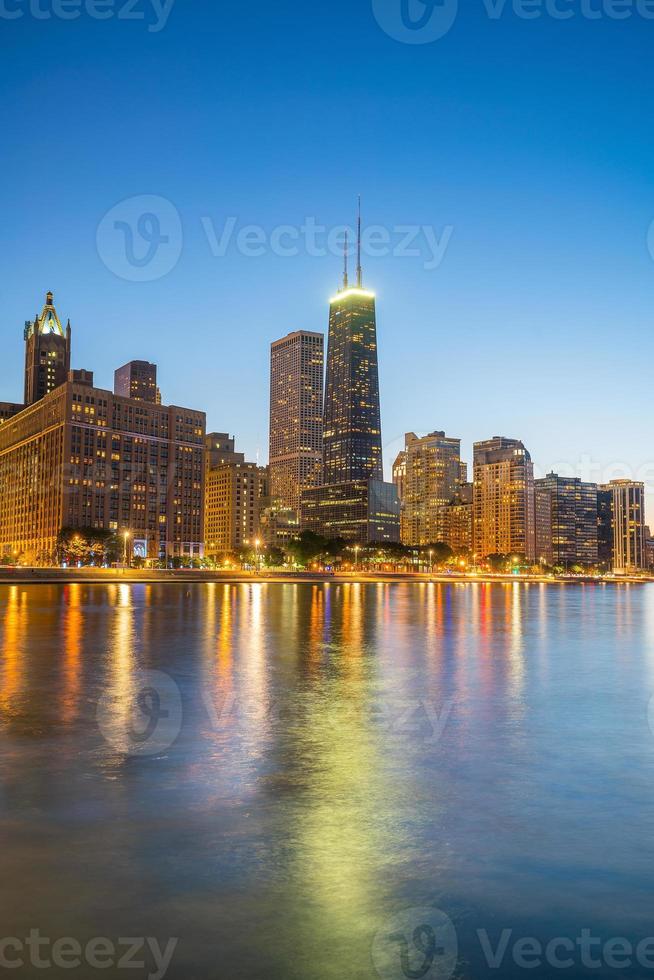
[{"xmin": 2, "ymin": 1, "xmax": 654, "ymax": 508}]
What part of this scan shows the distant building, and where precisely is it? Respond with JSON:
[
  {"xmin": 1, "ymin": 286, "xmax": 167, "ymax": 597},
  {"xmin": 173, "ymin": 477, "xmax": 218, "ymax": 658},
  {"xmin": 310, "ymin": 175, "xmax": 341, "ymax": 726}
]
[
  {"xmin": 473, "ymin": 437, "xmax": 535, "ymax": 560},
  {"xmin": 401, "ymin": 430, "xmax": 462, "ymax": 546},
  {"xmin": 301, "ymin": 209, "xmax": 398, "ymax": 543},
  {"xmin": 269, "ymin": 330, "xmax": 324, "ymax": 511},
  {"xmin": 0, "ymin": 402, "xmax": 23, "ymax": 425},
  {"xmin": 204, "ymin": 436, "xmax": 268, "ymax": 556},
  {"xmin": 534, "ymin": 473, "xmax": 598, "ymax": 567},
  {"xmin": 259, "ymin": 500, "xmax": 300, "ymax": 551},
  {"xmin": 0, "ymin": 379, "xmax": 205, "ymax": 563},
  {"xmin": 645, "ymin": 527, "xmax": 654, "ymax": 571},
  {"xmin": 24, "ymin": 292, "xmax": 71, "ymax": 406},
  {"xmin": 114, "ymin": 360, "xmax": 159, "ymax": 404},
  {"xmin": 205, "ymin": 432, "xmax": 244, "ymax": 468},
  {"xmin": 322, "ymin": 254, "xmax": 382, "ymax": 485},
  {"xmin": 597, "ymin": 486, "xmax": 614, "ymax": 570},
  {"xmin": 441, "ymin": 483, "xmax": 473, "ymax": 554},
  {"xmin": 535, "ymin": 487, "xmax": 553, "ymax": 565},
  {"xmin": 392, "ymin": 450, "xmax": 407, "ymax": 504},
  {"xmin": 609, "ymin": 480, "xmax": 646, "ymax": 573},
  {"xmin": 301, "ymin": 479, "xmax": 400, "ymax": 544}
]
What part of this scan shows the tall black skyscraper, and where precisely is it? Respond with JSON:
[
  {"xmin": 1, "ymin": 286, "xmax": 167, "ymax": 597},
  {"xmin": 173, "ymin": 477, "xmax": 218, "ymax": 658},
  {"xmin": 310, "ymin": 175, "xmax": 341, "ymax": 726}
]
[
  {"xmin": 24, "ymin": 292, "xmax": 71, "ymax": 407},
  {"xmin": 322, "ymin": 206, "xmax": 383, "ymax": 484}
]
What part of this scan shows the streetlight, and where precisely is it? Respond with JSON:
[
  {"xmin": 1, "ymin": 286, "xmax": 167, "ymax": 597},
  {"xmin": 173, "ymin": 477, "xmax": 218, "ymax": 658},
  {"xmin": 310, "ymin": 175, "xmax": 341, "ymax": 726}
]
[
  {"xmin": 428, "ymin": 549, "xmax": 433, "ymax": 575},
  {"xmin": 123, "ymin": 530, "xmax": 131, "ymax": 567},
  {"xmin": 254, "ymin": 538, "xmax": 261, "ymax": 574},
  {"xmin": 354, "ymin": 544, "xmax": 360, "ymax": 572}
]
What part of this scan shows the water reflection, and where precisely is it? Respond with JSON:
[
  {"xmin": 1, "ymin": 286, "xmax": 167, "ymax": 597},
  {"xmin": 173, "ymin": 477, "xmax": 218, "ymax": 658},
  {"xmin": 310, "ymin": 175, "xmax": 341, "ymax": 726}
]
[{"xmin": 1, "ymin": 582, "xmax": 654, "ymax": 979}]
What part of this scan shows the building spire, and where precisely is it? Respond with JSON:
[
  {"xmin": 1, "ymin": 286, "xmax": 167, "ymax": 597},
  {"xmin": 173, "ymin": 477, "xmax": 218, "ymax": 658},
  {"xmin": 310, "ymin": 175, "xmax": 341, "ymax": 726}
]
[
  {"xmin": 356, "ymin": 195, "xmax": 362, "ymax": 288},
  {"xmin": 343, "ymin": 229, "xmax": 349, "ymax": 290}
]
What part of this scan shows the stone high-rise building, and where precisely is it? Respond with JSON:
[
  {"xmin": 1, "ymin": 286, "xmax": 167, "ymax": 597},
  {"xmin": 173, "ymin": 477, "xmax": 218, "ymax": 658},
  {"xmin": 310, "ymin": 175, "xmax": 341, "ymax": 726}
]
[
  {"xmin": 205, "ymin": 455, "xmax": 268, "ymax": 556},
  {"xmin": 473, "ymin": 437, "xmax": 535, "ymax": 560},
  {"xmin": 269, "ymin": 330, "xmax": 324, "ymax": 511},
  {"xmin": 24, "ymin": 292, "xmax": 71, "ymax": 407},
  {"xmin": 0, "ymin": 378, "xmax": 205, "ymax": 563},
  {"xmin": 400, "ymin": 430, "xmax": 462, "ymax": 546}
]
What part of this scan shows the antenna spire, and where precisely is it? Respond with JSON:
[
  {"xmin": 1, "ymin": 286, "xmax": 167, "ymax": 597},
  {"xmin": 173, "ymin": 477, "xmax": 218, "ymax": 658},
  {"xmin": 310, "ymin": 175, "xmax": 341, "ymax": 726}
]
[
  {"xmin": 356, "ymin": 195, "xmax": 362, "ymax": 288},
  {"xmin": 343, "ymin": 229, "xmax": 349, "ymax": 290}
]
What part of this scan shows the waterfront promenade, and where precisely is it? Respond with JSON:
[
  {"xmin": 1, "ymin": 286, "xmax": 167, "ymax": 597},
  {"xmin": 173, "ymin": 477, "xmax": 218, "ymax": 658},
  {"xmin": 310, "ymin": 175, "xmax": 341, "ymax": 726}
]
[{"xmin": 0, "ymin": 567, "xmax": 649, "ymax": 586}]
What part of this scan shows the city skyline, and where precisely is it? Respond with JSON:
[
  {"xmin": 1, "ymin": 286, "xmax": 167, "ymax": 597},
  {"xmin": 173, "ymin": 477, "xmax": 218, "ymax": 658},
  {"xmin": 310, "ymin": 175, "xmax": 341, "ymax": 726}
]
[
  {"xmin": 4, "ymin": 281, "xmax": 651, "ymax": 511},
  {"xmin": 3, "ymin": 8, "xmax": 654, "ymax": 519}
]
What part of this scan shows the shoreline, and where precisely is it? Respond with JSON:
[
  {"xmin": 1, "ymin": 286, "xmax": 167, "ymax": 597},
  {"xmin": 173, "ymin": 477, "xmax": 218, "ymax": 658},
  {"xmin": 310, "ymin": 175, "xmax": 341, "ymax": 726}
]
[{"xmin": 0, "ymin": 569, "xmax": 650, "ymax": 587}]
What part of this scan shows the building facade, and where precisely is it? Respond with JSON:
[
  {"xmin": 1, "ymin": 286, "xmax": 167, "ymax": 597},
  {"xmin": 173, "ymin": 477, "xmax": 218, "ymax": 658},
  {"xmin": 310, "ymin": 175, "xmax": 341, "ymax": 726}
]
[
  {"xmin": 0, "ymin": 380, "xmax": 205, "ymax": 563},
  {"xmin": 610, "ymin": 480, "xmax": 646, "ymax": 573},
  {"xmin": 205, "ymin": 432, "xmax": 244, "ymax": 469},
  {"xmin": 534, "ymin": 473, "xmax": 598, "ymax": 567},
  {"xmin": 269, "ymin": 330, "xmax": 324, "ymax": 511},
  {"xmin": 204, "ymin": 434, "xmax": 269, "ymax": 556},
  {"xmin": 301, "ymin": 479, "xmax": 400, "ymax": 544},
  {"xmin": 441, "ymin": 484, "xmax": 473, "ymax": 554},
  {"xmin": 597, "ymin": 486, "xmax": 614, "ymax": 569},
  {"xmin": 322, "ymin": 283, "xmax": 382, "ymax": 484},
  {"xmin": 300, "ymin": 234, "xmax": 398, "ymax": 544},
  {"xmin": 401, "ymin": 430, "xmax": 462, "ymax": 546},
  {"xmin": 473, "ymin": 437, "xmax": 536, "ymax": 560},
  {"xmin": 205, "ymin": 459, "xmax": 268, "ymax": 556},
  {"xmin": 24, "ymin": 292, "xmax": 71, "ymax": 407},
  {"xmin": 114, "ymin": 360, "xmax": 160, "ymax": 404}
]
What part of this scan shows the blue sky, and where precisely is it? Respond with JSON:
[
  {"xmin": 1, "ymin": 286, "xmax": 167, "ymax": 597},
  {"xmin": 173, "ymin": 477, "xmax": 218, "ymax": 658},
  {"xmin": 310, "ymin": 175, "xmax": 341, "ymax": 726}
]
[{"xmin": 1, "ymin": 0, "xmax": 654, "ymax": 506}]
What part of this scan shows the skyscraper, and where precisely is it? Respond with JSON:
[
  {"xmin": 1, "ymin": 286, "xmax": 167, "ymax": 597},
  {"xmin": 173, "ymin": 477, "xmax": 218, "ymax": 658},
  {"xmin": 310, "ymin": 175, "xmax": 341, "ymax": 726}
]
[
  {"xmin": 473, "ymin": 436, "xmax": 535, "ymax": 560},
  {"xmin": 269, "ymin": 330, "xmax": 324, "ymax": 512},
  {"xmin": 401, "ymin": 430, "xmax": 463, "ymax": 546},
  {"xmin": 609, "ymin": 480, "xmax": 646, "ymax": 573},
  {"xmin": 24, "ymin": 292, "xmax": 71, "ymax": 407},
  {"xmin": 322, "ymin": 207, "xmax": 382, "ymax": 484},
  {"xmin": 534, "ymin": 473, "xmax": 598, "ymax": 567},
  {"xmin": 299, "ymin": 205, "xmax": 399, "ymax": 544},
  {"xmin": 114, "ymin": 360, "xmax": 159, "ymax": 404}
]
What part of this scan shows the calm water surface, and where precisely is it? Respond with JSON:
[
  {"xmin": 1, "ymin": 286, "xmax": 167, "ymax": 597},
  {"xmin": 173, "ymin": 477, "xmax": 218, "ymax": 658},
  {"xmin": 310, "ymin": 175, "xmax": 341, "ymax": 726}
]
[{"xmin": 1, "ymin": 582, "xmax": 654, "ymax": 979}]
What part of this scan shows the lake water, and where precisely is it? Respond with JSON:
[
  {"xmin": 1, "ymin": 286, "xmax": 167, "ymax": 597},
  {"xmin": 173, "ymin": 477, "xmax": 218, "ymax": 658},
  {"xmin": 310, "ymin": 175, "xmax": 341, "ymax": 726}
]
[{"xmin": 1, "ymin": 581, "xmax": 654, "ymax": 980}]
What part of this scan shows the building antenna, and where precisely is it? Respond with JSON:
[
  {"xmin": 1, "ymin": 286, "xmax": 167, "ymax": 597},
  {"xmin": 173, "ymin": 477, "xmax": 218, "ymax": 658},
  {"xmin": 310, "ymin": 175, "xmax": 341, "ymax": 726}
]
[
  {"xmin": 343, "ymin": 228, "xmax": 349, "ymax": 290},
  {"xmin": 356, "ymin": 195, "xmax": 362, "ymax": 288}
]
